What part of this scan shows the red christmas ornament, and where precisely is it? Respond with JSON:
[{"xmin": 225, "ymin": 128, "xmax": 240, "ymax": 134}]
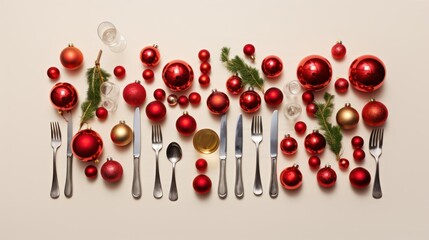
[
  {"xmin": 200, "ymin": 62, "xmax": 211, "ymax": 74},
  {"xmin": 193, "ymin": 174, "xmax": 212, "ymax": 194},
  {"xmin": 50, "ymin": 82, "xmax": 78, "ymax": 111},
  {"xmin": 153, "ymin": 88, "xmax": 166, "ymax": 101},
  {"xmin": 243, "ymin": 44, "xmax": 256, "ymax": 61},
  {"xmin": 349, "ymin": 167, "xmax": 371, "ymax": 188},
  {"xmin": 294, "ymin": 121, "xmax": 307, "ymax": 134},
  {"xmin": 123, "ymin": 80, "xmax": 146, "ymax": 107},
  {"xmin": 140, "ymin": 45, "xmax": 160, "ymax": 67},
  {"xmin": 142, "ymin": 69, "xmax": 154, "ymax": 82},
  {"xmin": 226, "ymin": 75, "xmax": 243, "ymax": 95},
  {"xmin": 353, "ymin": 149, "xmax": 366, "ymax": 162},
  {"xmin": 261, "ymin": 55, "xmax": 283, "ymax": 78},
  {"xmin": 85, "ymin": 165, "xmax": 97, "ymax": 178},
  {"xmin": 280, "ymin": 164, "xmax": 303, "ymax": 190},
  {"xmin": 145, "ymin": 100, "xmax": 167, "ymax": 122},
  {"xmin": 198, "ymin": 74, "xmax": 210, "ymax": 87},
  {"xmin": 349, "ymin": 55, "xmax": 386, "ymax": 92},
  {"xmin": 96, "ymin": 107, "xmax": 108, "ymax": 119},
  {"xmin": 308, "ymin": 156, "xmax": 321, "ymax": 170},
  {"xmin": 317, "ymin": 165, "xmax": 337, "ymax": 188},
  {"xmin": 302, "ymin": 91, "xmax": 314, "ymax": 105},
  {"xmin": 331, "ymin": 41, "xmax": 347, "ymax": 60},
  {"xmin": 264, "ymin": 87, "xmax": 284, "ymax": 107},
  {"xmin": 339, "ymin": 158, "xmax": 350, "ymax": 170},
  {"xmin": 71, "ymin": 129, "xmax": 103, "ymax": 162},
  {"xmin": 162, "ymin": 60, "xmax": 194, "ymax": 91},
  {"xmin": 101, "ymin": 157, "xmax": 123, "ymax": 183},
  {"xmin": 304, "ymin": 130, "xmax": 326, "ymax": 154},
  {"xmin": 60, "ymin": 44, "xmax": 83, "ymax": 70},
  {"xmin": 206, "ymin": 89, "xmax": 230, "ymax": 115},
  {"xmin": 113, "ymin": 66, "xmax": 126, "ymax": 79},
  {"xmin": 47, "ymin": 67, "xmax": 60, "ymax": 80},
  {"xmin": 177, "ymin": 95, "xmax": 189, "ymax": 106},
  {"xmin": 335, "ymin": 78, "xmax": 349, "ymax": 94},
  {"xmin": 198, "ymin": 49, "xmax": 210, "ymax": 62},
  {"xmin": 195, "ymin": 158, "xmax": 208, "ymax": 171},
  {"xmin": 176, "ymin": 112, "xmax": 197, "ymax": 136},
  {"xmin": 280, "ymin": 134, "xmax": 298, "ymax": 155},
  {"xmin": 362, "ymin": 99, "xmax": 388, "ymax": 127},
  {"xmin": 351, "ymin": 136, "xmax": 364, "ymax": 149},
  {"xmin": 167, "ymin": 94, "xmax": 178, "ymax": 106},
  {"xmin": 188, "ymin": 92, "xmax": 201, "ymax": 105},
  {"xmin": 297, "ymin": 55, "xmax": 332, "ymax": 91},
  {"xmin": 239, "ymin": 87, "xmax": 261, "ymax": 113},
  {"xmin": 306, "ymin": 103, "xmax": 318, "ymax": 118}
]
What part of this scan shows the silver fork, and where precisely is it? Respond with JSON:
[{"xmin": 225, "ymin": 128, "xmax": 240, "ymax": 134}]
[
  {"xmin": 50, "ymin": 122, "xmax": 62, "ymax": 199},
  {"xmin": 251, "ymin": 116, "xmax": 263, "ymax": 196},
  {"xmin": 369, "ymin": 128, "xmax": 384, "ymax": 199},
  {"xmin": 152, "ymin": 125, "xmax": 163, "ymax": 199}
]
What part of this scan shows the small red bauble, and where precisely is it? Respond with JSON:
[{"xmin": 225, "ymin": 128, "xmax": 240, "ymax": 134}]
[
  {"xmin": 317, "ymin": 165, "xmax": 337, "ymax": 188},
  {"xmin": 47, "ymin": 67, "xmax": 60, "ymax": 80},
  {"xmin": 199, "ymin": 74, "xmax": 210, "ymax": 87},
  {"xmin": 177, "ymin": 95, "xmax": 189, "ymax": 106},
  {"xmin": 294, "ymin": 121, "xmax": 307, "ymax": 134},
  {"xmin": 261, "ymin": 55, "xmax": 283, "ymax": 78},
  {"xmin": 96, "ymin": 107, "xmax": 108, "ymax": 119},
  {"xmin": 162, "ymin": 60, "xmax": 194, "ymax": 91},
  {"xmin": 60, "ymin": 44, "xmax": 84, "ymax": 70},
  {"xmin": 206, "ymin": 89, "xmax": 230, "ymax": 115},
  {"xmin": 264, "ymin": 87, "xmax": 284, "ymax": 107},
  {"xmin": 101, "ymin": 157, "xmax": 123, "ymax": 183},
  {"xmin": 308, "ymin": 156, "xmax": 321, "ymax": 170},
  {"xmin": 297, "ymin": 55, "xmax": 332, "ymax": 91},
  {"xmin": 71, "ymin": 129, "xmax": 103, "ymax": 162},
  {"xmin": 123, "ymin": 80, "xmax": 146, "ymax": 107},
  {"xmin": 176, "ymin": 112, "xmax": 197, "ymax": 136},
  {"xmin": 142, "ymin": 69, "xmax": 154, "ymax": 82},
  {"xmin": 280, "ymin": 164, "xmax": 303, "ymax": 190},
  {"xmin": 239, "ymin": 87, "xmax": 261, "ymax": 113},
  {"xmin": 167, "ymin": 94, "xmax": 178, "ymax": 106},
  {"xmin": 153, "ymin": 88, "xmax": 166, "ymax": 101},
  {"xmin": 301, "ymin": 91, "xmax": 314, "ymax": 105},
  {"xmin": 85, "ymin": 165, "xmax": 97, "ymax": 178},
  {"xmin": 226, "ymin": 75, "xmax": 243, "ymax": 95},
  {"xmin": 304, "ymin": 130, "xmax": 326, "ymax": 154},
  {"xmin": 349, "ymin": 55, "xmax": 386, "ymax": 92},
  {"xmin": 339, "ymin": 158, "xmax": 350, "ymax": 170},
  {"xmin": 335, "ymin": 78, "xmax": 349, "ymax": 93},
  {"xmin": 193, "ymin": 174, "xmax": 212, "ymax": 194},
  {"xmin": 198, "ymin": 49, "xmax": 210, "ymax": 62},
  {"xmin": 351, "ymin": 136, "xmax": 364, "ymax": 149},
  {"xmin": 362, "ymin": 99, "xmax": 388, "ymax": 127},
  {"xmin": 188, "ymin": 92, "xmax": 201, "ymax": 105},
  {"xmin": 113, "ymin": 66, "xmax": 126, "ymax": 79},
  {"xmin": 306, "ymin": 103, "xmax": 318, "ymax": 118},
  {"xmin": 280, "ymin": 134, "xmax": 298, "ymax": 155},
  {"xmin": 50, "ymin": 82, "xmax": 78, "ymax": 111},
  {"xmin": 195, "ymin": 158, "xmax": 208, "ymax": 171},
  {"xmin": 331, "ymin": 41, "xmax": 347, "ymax": 60},
  {"xmin": 243, "ymin": 44, "xmax": 256, "ymax": 60},
  {"xmin": 353, "ymin": 149, "xmax": 366, "ymax": 162},
  {"xmin": 140, "ymin": 45, "xmax": 160, "ymax": 67},
  {"xmin": 145, "ymin": 100, "xmax": 167, "ymax": 122},
  {"xmin": 200, "ymin": 62, "xmax": 211, "ymax": 74},
  {"xmin": 349, "ymin": 167, "xmax": 371, "ymax": 188}
]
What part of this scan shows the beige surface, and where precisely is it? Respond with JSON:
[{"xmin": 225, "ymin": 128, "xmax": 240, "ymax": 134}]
[{"xmin": 1, "ymin": 0, "xmax": 428, "ymax": 239}]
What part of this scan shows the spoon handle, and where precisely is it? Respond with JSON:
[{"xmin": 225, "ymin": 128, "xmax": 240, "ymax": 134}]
[{"xmin": 169, "ymin": 165, "xmax": 178, "ymax": 201}]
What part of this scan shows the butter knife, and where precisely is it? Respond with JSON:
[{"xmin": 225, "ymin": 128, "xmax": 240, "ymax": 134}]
[
  {"xmin": 235, "ymin": 114, "xmax": 244, "ymax": 198},
  {"xmin": 64, "ymin": 111, "xmax": 73, "ymax": 198},
  {"xmin": 269, "ymin": 110, "xmax": 279, "ymax": 198},
  {"xmin": 218, "ymin": 114, "xmax": 227, "ymax": 199},
  {"xmin": 132, "ymin": 107, "xmax": 142, "ymax": 199}
]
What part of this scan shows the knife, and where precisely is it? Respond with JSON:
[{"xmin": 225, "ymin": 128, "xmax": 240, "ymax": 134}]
[
  {"xmin": 132, "ymin": 107, "xmax": 142, "ymax": 199},
  {"xmin": 64, "ymin": 111, "xmax": 73, "ymax": 198},
  {"xmin": 218, "ymin": 114, "xmax": 227, "ymax": 199},
  {"xmin": 235, "ymin": 114, "xmax": 244, "ymax": 198},
  {"xmin": 269, "ymin": 110, "xmax": 279, "ymax": 198}
]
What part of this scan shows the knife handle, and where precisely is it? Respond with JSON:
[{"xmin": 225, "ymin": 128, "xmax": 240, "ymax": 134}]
[
  {"xmin": 132, "ymin": 157, "xmax": 141, "ymax": 199},
  {"xmin": 218, "ymin": 159, "xmax": 227, "ymax": 199},
  {"xmin": 269, "ymin": 157, "xmax": 278, "ymax": 198},
  {"xmin": 64, "ymin": 155, "xmax": 73, "ymax": 198},
  {"xmin": 235, "ymin": 157, "xmax": 244, "ymax": 198}
]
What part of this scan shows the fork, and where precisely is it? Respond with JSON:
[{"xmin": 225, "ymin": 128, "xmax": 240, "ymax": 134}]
[
  {"xmin": 251, "ymin": 116, "xmax": 263, "ymax": 196},
  {"xmin": 152, "ymin": 125, "xmax": 163, "ymax": 199},
  {"xmin": 50, "ymin": 122, "xmax": 62, "ymax": 199},
  {"xmin": 369, "ymin": 128, "xmax": 384, "ymax": 199}
]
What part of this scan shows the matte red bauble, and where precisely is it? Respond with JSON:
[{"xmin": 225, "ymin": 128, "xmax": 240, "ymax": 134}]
[
  {"xmin": 162, "ymin": 60, "xmax": 194, "ymax": 91},
  {"xmin": 71, "ymin": 129, "xmax": 103, "ymax": 162},
  {"xmin": 96, "ymin": 107, "xmax": 108, "ymax": 119},
  {"xmin": 140, "ymin": 45, "xmax": 160, "ymax": 67},
  {"xmin": 331, "ymin": 41, "xmax": 347, "ymax": 60},
  {"xmin": 177, "ymin": 95, "xmax": 189, "ymax": 106},
  {"xmin": 349, "ymin": 167, "xmax": 371, "ymax": 188},
  {"xmin": 200, "ymin": 62, "xmax": 211, "ymax": 74},
  {"xmin": 195, "ymin": 158, "xmax": 208, "ymax": 171},
  {"xmin": 206, "ymin": 89, "xmax": 230, "ymax": 115},
  {"xmin": 123, "ymin": 80, "xmax": 146, "ymax": 107},
  {"xmin": 306, "ymin": 103, "xmax": 318, "ymax": 118},
  {"xmin": 297, "ymin": 55, "xmax": 332, "ymax": 91},
  {"xmin": 335, "ymin": 78, "xmax": 349, "ymax": 93},
  {"xmin": 101, "ymin": 157, "xmax": 123, "ymax": 183},
  {"xmin": 339, "ymin": 158, "xmax": 350, "ymax": 170},
  {"xmin": 47, "ymin": 67, "xmax": 60, "ymax": 80},
  {"xmin": 226, "ymin": 75, "xmax": 243, "ymax": 95},
  {"xmin": 294, "ymin": 121, "xmax": 307, "ymax": 134},
  {"xmin": 243, "ymin": 44, "xmax": 256, "ymax": 61},
  {"xmin": 60, "ymin": 44, "xmax": 83, "ymax": 70},
  {"xmin": 304, "ymin": 130, "xmax": 326, "ymax": 154},
  {"xmin": 261, "ymin": 55, "xmax": 283, "ymax": 78},
  {"xmin": 188, "ymin": 92, "xmax": 201, "ymax": 105},
  {"xmin": 280, "ymin": 164, "xmax": 303, "ymax": 190},
  {"xmin": 193, "ymin": 174, "xmax": 212, "ymax": 194},
  {"xmin": 153, "ymin": 88, "xmax": 166, "ymax": 101},
  {"xmin": 199, "ymin": 74, "xmax": 210, "ymax": 87},
  {"xmin": 264, "ymin": 87, "xmax": 283, "ymax": 107},
  {"xmin": 142, "ymin": 69, "xmax": 154, "ymax": 82},
  {"xmin": 302, "ymin": 91, "xmax": 314, "ymax": 105},
  {"xmin": 362, "ymin": 99, "xmax": 388, "ymax": 127},
  {"xmin": 349, "ymin": 55, "xmax": 386, "ymax": 92},
  {"xmin": 176, "ymin": 112, "xmax": 197, "ymax": 136},
  {"xmin": 280, "ymin": 134, "xmax": 298, "ymax": 155},
  {"xmin": 84, "ymin": 165, "xmax": 97, "ymax": 178},
  {"xmin": 308, "ymin": 156, "xmax": 321, "ymax": 170},
  {"xmin": 351, "ymin": 136, "xmax": 364, "ymax": 149},
  {"xmin": 145, "ymin": 100, "xmax": 167, "ymax": 121},
  {"xmin": 50, "ymin": 82, "xmax": 78, "ymax": 111},
  {"xmin": 317, "ymin": 165, "xmax": 337, "ymax": 188},
  {"xmin": 113, "ymin": 66, "xmax": 126, "ymax": 79},
  {"xmin": 353, "ymin": 148, "xmax": 366, "ymax": 162},
  {"xmin": 239, "ymin": 87, "xmax": 261, "ymax": 113},
  {"xmin": 198, "ymin": 49, "xmax": 210, "ymax": 62}
]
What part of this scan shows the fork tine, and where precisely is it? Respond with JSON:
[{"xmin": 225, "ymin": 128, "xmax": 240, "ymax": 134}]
[
  {"xmin": 151, "ymin": 125, "xmax": 155, "ymax": 142},
  {"xmin": 251, "ymin": 116, "xmax": 256, "ymax": 133},
  {"xmin": 155, "ymin": 125, "xmax": 159, "ymax": 142},
  {"xmin": 259, "ymin": 116, "xmax": 262, "ymax": 134},
  {"xmin": 50, "ymin": 122, "xmax": 54, "ymax": 140},
  {"xmin": 379, "ymin": 128, "xmax": 384, "ymax": 148},
  {"xmin": 158, "ymin": 125, "xmax": 162, "ymax": 142},
  {"xmin": 369, "ymin": 129, "xmax": 375, "ymax": 147},
  {"xmin": 56, "ymin": 122, "xmax": 61, "ymax": 140}
]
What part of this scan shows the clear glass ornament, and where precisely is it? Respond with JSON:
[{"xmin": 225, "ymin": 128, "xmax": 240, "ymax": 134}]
[
  {"xmin": 97, "ymin": 21, "xmax": 127, "ymax": 53},
  {"xmin": 100, "ymin": 81, "xmax": 120, "ymax": 112},
  {"xmin": 283, "ymin": 102, "xmax": 302, "ymax": 120},
  {"xmin": 283, "ymin": 80, "xmax": 302, "ymax": 98}
]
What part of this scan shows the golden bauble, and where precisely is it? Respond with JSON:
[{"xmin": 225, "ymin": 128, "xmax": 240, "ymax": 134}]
[
  {"xmin": 336, "ymin": 103, "xmax": 359, "ymax": 130},
  {"xmin": 110, "ymin": 121, "xmax": 133, "ymax": 146}
]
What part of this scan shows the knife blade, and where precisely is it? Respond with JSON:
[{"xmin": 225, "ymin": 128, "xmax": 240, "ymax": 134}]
[
  {"xmin": 218, "ymin": 114, "xmax": 227, "ymax": 199},
  {"xmin": 132, "ymin": 107, "xmax": 142, "ymax": 199},
  {"xmin": 235, "ymin": 114, "xmax": 244, "ymax": 198},
  {"xmin": 269, "ymin": 110, "xmax": 279, "ymax": 198},
  {"xmin": 64, "ymin": 110, "xmax": 73, "ymax": 198}
]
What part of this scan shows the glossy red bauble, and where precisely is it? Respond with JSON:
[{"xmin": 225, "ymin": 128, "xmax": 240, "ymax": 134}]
[
  {"xmin": 162, "ymin": 60, "xmax": 194, "ymax": 91},
  {"xmin": 317, "ymin": 165, "xmax": 337, "ymax": 188},
  {"xmin": 47, "ymin": 67, "xmax": 60, "ymax": 80},
  {"xmin": 60, "ymin": 44, "xmax": 83, "ymax": 70},
  {"xmin": 294, "ymin": 121, "xmax": 307, "ymax": 134},
  {"xmin": 177, "ymin": 95, "xmax": 189, "ymax": 106},
  {"xmin": 349, "ymin": 167, "xmax": 371, "ymax": 188},
  {"xmin": 176, "ymin": 112, "xmax": 197, "ymax": 136},
  {"xmin": 351, "ymin": 136, "xmax": 364, "ymax": 149},
  {"xmin": 142, "ymin": 69, "xmax": 154, "ymax": 82},
  {"xmin": 96, "ymin": 107, "xmax": 108, "ymax": 119},
  {"xmin": 113, "ymin": 66, "xmax": 126, "ymax": 79},
  {"xmin": 153, "ymin": 88, "xmax": 166, "ymax": 101},
  {"xmin": 306, "ymin": 103, "xmax": 318, "ymax": 118},
  {"xmin": 50, "ymin": 82, "xmax": 78, "ymax": 111},
  {"xmin": 123, "ymin": 80, "xmax": 146, "ymax": 107},
  {"xmin": 280, "ymin": 134, "xmax": 298, "ymax": 155},
  {"xmin": 193, "ymin": 174, "xmax": 212, "ymax": 194},
  {"xmin": 304, "ymin": 130, "xmax": 326, "ymax": 154},
  {"xmin": 302, "ymin": 91, "xmax": 314, "ymax": 105},
  {"xmin": 243, "ymin": 44, "xmax": 256, "ymax": 60},
  {"xmin": 331, "ymin": 41, "xmax": 347, "ymax": 60},
  {"xmin": 101, "ymin": 158, "xmax": 123, "ymax": 183},
  {"xmin": 261, "ymin": 55, "xmax": 283, "ymax": 78},
  {"xmin": 239, "ymin": 88, "xmax": 261, "ymax": 113},
  {"xmin": 297, "ymin": 55, "xmax": 332, "ymax": 91},
  {"xmin": 280, "ymin": 165, "xmax": 303, "ymax": 190},
  {"xmin": 226, "ymin": 75, "xmax": 243, "ymax": 95},
  {"xmin": 264, "ymin": 87, "xmax": 283, "ymax": 107},
  {"xmin": 335, "ymin": 78, "xmax": 349, "ymax": 94},
  {"xmin": 362, "ymin": 99, "xmax": 388, "ymax": 127},
  {"xmin": 198, "ymin": 49, "xmax": 210, "ymax": 62},
  {"xmin": 145, "ymin": 100, "xmax": 167, "ymax": 122},
  {"xmin": 140, "ymin": 45, "xmax": 160, "ymax": 67},
  {"xmin": 349, "ymin": 55, "xmax": 386, "ymax": 92},
  {"xmin": 308, "ymin": 156, "xmax": 321, "ymax": 170},
  {"xmin": 85, "ymin": 165, "xmax": 97, "ymax": 178},
  {"xmin": 200, "ymin": 62, "xmax": 211, "ymax": 74},
  {"xmin": 188, "ymin": 92, "xmax": 201, "ymax": 105},
  {"xmin": 71, "ymin": 129, "xmax": 103, "ymax": 162},
  {"xmin": 195, "ymin": 158, "xmax": 208, "ymax": 171},
  {"xmin": 206, "ymin": 90, "xmax": 230, "ymax": 115},
  {"xmin": 353, "ymin": 149, "xmax": 366, "ymax": 162},
  {"xmin": 339, "ymin": 158, "xmax": 350, "ymax": 170},
  {"xmin": 199, "ymin": 74, "xmax": 210, "ymax": 87}
]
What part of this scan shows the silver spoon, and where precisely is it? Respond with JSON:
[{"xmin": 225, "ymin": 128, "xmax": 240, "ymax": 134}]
[{"xmin": 166, "ymin": 142, "xmax": 182, "ymax": 201}]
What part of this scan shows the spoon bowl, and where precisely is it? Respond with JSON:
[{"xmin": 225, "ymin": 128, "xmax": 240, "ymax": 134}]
[{"xmin": 166, "ymin": 142, "xmax": 182, "ymax": 201}]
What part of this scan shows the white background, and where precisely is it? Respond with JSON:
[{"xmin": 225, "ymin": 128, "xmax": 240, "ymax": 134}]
[{"xmin": 1, "ymin": 0, "xmax": 428, "ymax": 239}]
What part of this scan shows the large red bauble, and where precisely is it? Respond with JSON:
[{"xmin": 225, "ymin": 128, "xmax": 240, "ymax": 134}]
[
  {"xmin": 294, "ymin": 121, "xmax": 307, "ymax": 134},
  {"xmin": 153, "ymin": 88, "xmax": 166, "ymax": 101},
  {"xmin": 145, "ymin": 100, "xmax": 167, "ymax": 121},
  {"xmin": 47, "ymin": 67, "xmax": 60, "ymax": 80},
  {"xmin": 193, "ymin": 174, "xmax": 212, "ymax": 194},
  {"xmin": 349, "ymin": 55, "xmax": 386, "ymax": 92},
  {"xmin": 317, "ymin": 165, "xmax": 337, "ymax": 188},
  {"xmin": 349, "ymin": 167, "xmax": 371, "ymax": 188},
  {"xmin": 226, "ymin": 75, "xmax": 243, "ymax": 95},
  {"xmin": 101, "ymin": 158, "xmax": 123, "ymax": 183},
  {"xmin": 50, "ymin": 82, "xmax": 78, "ymax": 111},
  {"xmin": 362, "ymin": 99, "xmax": 388, "ymax": 127},
  {"xmin": 162, "ymin": 60, "xmax": 194, "ymax": 91},
  {"xmin": 264, "ymin": 87, "xmax": 283, "ymax": 107},
  {"xmin": 261, "ymin": 55, "xmax": 283, "ymax": 78},
  {"xmin": 280, "ymin": 134, "xmax": 298, "ymax": 155},
  {"xmin": 239, "ymin": 88, "xmax": 261, "ymax": 113},
  {"xmin": 113, "ymin": 66, "xmax": 126, "ymax": 79},
  {"xmin": 176, "ymin": 112, "xmax": 197, "ymax": 136},
  {"xmin": 84, "ymin": 165, "xmax": 97, "ymax": 178},
  {"xmin": 331, "ymin": 41, "xmax": 347, "ymax": 60},
  {"xmin": 123, "ymin": 80, "xmax": 146, "ymax": 107},
  {"xmin": 198, "ymin": 49, "xmax": 210, "ymax": 62},
  {"xmin": 297, "ymin": 55, "xmax": 332, "ymax": 91},
  {"xmin": 188, "ymin": 92, "xmax": 201, "ymax": 105},
  {"xmin": 60, "ymin": 44, "xmax": 83, "ymax": 70},
  {"xmin": 304, "ymin": 130, "xmax": 326, "ymax": 154},
  {"xmin": 206, "ymin": 90, "xmax": 230, "ymax": 115},
  {"xmin": 140, "ymin": 45, "xmax": 160, "ymax": 67},
  {"xmin": 71, "ymin": 129, "xmax": 103, "ymax": 162},
  {"xmin": 280, "ymin": 165, "xmax": 303, "ymax": 190}
]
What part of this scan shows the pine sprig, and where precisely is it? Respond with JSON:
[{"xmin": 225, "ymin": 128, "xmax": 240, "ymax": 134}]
[
  {"xmin": 314, "ymin": 92, "xmax": 343, "ymax": 160},
  {"xmin": 220, "ymin": 47, "xmax": 264, "ymax": 92}
]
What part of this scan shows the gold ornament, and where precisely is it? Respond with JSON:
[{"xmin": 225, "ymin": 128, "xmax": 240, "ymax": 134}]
[
  {"xmin": 110, "ymin": 121, "xmax": 133, "ymax": 146},
  {"xmin": 336, "ymin": 103, "xmax": 359, "ymax": 130}
]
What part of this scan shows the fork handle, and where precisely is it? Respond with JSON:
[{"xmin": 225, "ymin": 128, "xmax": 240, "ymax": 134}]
[
  {"xmin": 64, "ymin": 155, "xmax": 73, "ymax": 198},
  {"xmin": 253, "ymin": 146, "xmax": 263, "ymax": 196},
  {"xmin": 132, "ymin": 157, "xmax": 141, "ymax": 199},
  {"xmin": 153, "ymin": 153, "xmax": 163, "ymax": 199},
  {"xmin": 269, "ymin": 157, "xmax": 278, "ymax": 198},
  {"xmin": 372, "ymin": 160, "xmax": 382, "ymax": 199},
  {"xmin": 235, "ymin": 157, "xmax": 244, "ymax": 198},
  {"xmin": 50, "ymin": 150, "xmax": 60, "ymax": 199}
]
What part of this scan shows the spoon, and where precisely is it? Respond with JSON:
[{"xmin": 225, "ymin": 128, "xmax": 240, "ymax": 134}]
[{"xmin": 166, "ymin": 142, "xmax": 182, "ymax": 201}]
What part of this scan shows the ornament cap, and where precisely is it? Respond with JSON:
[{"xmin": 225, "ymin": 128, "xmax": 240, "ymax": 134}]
[
  {"xmin": 134, "ymin": 80, "xmax": 141, "ymax": 84},
  {"xmin": 248, "ymin": 86, "xmax": 254, "ymax": 91},
  {"xmin": 313, "ymin": 129, "xmax": 319, "ymax": 133},
  {"xmin": 153, "ymin": 44, "xmax": 158, "ymax": 48},
  {"xmin": 183, "ymin": 111, "xmax": 188, "ymax": 115},
  {"xmin": 345, "ymin": 103, "xmax": 351, "ymax": 107},
  {"xmin": 119, "ymin": 120, "xmax": 125, "ymax": 124},
  {"xmin": 212, "ymin": 89, "xmax": 218, "ymax": 93},
  {"xmin": 325, "ymin": 164, "xmax": 331, "ymax": 168},
  {"xmin": 68, "ymin": 43, "xmax": 74, "ymax": 47},
  {"xmin": 369, "ymin": 98, "xmax": 375, "ymax": 102},
  {"xmin": 107, "ymin": 157, "xmax": 113, "ymax": 161},
  {"xmin": 285, "ymin": 134, "xmax": 290, "ymax": 138},
  {"xmin": 293, "ymin": 164, "xmax": 299, "ymax": 168}
]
